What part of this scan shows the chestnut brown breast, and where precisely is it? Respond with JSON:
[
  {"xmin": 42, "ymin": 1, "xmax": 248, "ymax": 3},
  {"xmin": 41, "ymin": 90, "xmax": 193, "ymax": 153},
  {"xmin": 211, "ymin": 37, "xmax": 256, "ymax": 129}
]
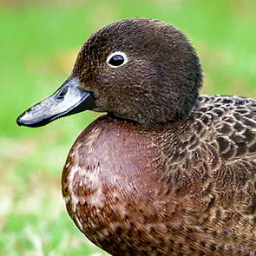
[{"xmin": 62, "ymin": 116, "xmax": 168, "ymax": 255}]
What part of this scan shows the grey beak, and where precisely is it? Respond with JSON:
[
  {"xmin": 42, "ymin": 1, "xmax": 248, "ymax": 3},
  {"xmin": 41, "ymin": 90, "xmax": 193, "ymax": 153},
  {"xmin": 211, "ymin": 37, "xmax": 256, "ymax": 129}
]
[{"xmin": 16, "ymin": 78, "xmax": 96, "ymax": 127}]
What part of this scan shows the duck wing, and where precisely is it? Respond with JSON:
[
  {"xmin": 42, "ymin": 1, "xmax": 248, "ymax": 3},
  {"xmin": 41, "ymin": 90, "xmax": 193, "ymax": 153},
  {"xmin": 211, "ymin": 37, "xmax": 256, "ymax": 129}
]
[
  {"xmin": 159, "ymin": 95, "xmax": 256, "ymax": 254},
  {"xmin": 199, "ymin": 95, "xmax": 256, "ymax": 163}
]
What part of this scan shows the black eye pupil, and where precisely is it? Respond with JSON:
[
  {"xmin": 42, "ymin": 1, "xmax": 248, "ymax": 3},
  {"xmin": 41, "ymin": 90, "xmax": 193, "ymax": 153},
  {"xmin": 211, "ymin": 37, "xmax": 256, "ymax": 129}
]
[{"xmin": 109, "ymin": 54, "xmax": 125, "ymax": 66}]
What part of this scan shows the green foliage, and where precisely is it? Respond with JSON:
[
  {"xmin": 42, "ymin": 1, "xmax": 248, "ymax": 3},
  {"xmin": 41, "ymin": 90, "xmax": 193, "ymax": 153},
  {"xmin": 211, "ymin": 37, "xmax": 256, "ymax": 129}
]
[{"xmin": 1, "ymin": 0, "xmax": 256, "ymax": 255}]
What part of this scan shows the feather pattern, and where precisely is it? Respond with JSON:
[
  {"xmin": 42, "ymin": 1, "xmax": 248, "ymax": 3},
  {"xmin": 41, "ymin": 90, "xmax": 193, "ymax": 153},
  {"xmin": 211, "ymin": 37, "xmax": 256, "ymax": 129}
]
[{"xmin": 62, "ymin": 95, "xmax": 256, "ymax": 256}]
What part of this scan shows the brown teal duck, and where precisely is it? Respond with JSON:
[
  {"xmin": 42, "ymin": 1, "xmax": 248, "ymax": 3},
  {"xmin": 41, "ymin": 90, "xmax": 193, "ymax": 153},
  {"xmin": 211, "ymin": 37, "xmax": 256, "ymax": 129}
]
[{"xmin": 17, "ymin": 18, "xmax": 256, "ymax": 256}]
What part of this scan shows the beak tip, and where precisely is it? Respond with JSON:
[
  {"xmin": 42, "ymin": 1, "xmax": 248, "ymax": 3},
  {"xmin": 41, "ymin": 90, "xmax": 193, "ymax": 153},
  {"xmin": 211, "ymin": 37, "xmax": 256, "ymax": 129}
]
[
  {"xmin": 16, "ymin": 115, "xmax": 24, "ymax": 126},
  {"xmin": 16, "ymin": 113, "xmax": 38, "ymax": 127}
]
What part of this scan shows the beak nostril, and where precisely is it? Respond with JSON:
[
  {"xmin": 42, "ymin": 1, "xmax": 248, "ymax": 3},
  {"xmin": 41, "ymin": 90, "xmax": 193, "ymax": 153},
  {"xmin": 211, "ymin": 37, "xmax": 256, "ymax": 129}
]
[{"xmin": 56, "ymin": 87, "xmax": 68, "ymax": 100}]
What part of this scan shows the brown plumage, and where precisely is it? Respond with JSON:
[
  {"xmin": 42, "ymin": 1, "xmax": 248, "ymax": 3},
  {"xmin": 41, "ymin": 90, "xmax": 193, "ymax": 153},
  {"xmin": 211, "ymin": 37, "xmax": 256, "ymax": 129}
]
[{"xmin": 17, "ymin": 18, "xmax": 256, "ymax": 255}]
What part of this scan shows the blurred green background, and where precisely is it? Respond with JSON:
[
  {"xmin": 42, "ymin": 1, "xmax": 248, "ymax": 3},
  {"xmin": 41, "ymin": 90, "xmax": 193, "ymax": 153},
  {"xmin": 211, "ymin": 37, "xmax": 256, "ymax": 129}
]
[{"xmin": 1, "ymin": 0, "xmax": 256, "ymax": 255}]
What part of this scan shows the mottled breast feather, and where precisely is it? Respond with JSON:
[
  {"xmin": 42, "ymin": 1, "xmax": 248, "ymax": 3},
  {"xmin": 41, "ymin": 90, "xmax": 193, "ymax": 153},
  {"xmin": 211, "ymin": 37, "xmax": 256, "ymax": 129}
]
[{"xmin": 62, "ymin": 95, "xmax": 256, "ymax": 256}]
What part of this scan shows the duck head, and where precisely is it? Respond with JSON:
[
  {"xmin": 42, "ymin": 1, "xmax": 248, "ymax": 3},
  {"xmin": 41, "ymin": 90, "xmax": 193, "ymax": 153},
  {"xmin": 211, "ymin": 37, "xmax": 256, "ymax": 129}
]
[{"xmin": 17, "ymin": 18, "xmax": 202, "ymax": 127}]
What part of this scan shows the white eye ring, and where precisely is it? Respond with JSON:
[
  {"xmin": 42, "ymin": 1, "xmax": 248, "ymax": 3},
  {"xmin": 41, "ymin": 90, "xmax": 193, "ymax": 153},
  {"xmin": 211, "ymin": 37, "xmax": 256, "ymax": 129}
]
[{"xmin": 106, "ymin": 51, "xmax": 128, "ymax": 68}]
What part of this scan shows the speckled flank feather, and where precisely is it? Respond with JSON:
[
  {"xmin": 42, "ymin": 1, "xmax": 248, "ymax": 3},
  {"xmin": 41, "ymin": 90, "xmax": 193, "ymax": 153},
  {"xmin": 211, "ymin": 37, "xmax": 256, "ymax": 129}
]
[{"xmin": 62, "ymin": 94, "xmax": 256, "ymax": 256}]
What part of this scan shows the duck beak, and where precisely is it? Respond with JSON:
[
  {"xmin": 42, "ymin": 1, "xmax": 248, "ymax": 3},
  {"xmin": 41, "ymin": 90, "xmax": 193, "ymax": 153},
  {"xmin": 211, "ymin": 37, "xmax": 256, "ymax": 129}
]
[{"xmin": 16, "ymin": 78, "xmax": 96, "ymax": 127}]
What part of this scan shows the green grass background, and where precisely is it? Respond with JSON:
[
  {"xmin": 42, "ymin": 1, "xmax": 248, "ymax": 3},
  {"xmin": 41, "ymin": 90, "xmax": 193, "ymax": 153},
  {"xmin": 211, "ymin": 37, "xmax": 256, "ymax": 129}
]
[{"xmin": 1, "ymin": 0, "xmax": 256, "ymax": 255}]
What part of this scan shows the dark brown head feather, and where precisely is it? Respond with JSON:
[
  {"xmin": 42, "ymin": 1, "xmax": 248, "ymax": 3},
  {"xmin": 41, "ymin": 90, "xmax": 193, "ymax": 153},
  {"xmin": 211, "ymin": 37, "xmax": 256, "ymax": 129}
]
[{"xmin": 72, "ymin": 18, "xmax": 202, "ymax": 124}]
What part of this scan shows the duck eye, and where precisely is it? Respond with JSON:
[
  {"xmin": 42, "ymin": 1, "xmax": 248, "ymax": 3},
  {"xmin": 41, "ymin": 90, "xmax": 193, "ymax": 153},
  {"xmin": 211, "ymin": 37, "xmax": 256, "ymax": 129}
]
[
  {"xmin": 109, "ymin": 55, "xmax": 124, "ymax": 66},
  {"xmin": 107, "ymin": 52, "xmax": 128, "ymax": 68}
]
